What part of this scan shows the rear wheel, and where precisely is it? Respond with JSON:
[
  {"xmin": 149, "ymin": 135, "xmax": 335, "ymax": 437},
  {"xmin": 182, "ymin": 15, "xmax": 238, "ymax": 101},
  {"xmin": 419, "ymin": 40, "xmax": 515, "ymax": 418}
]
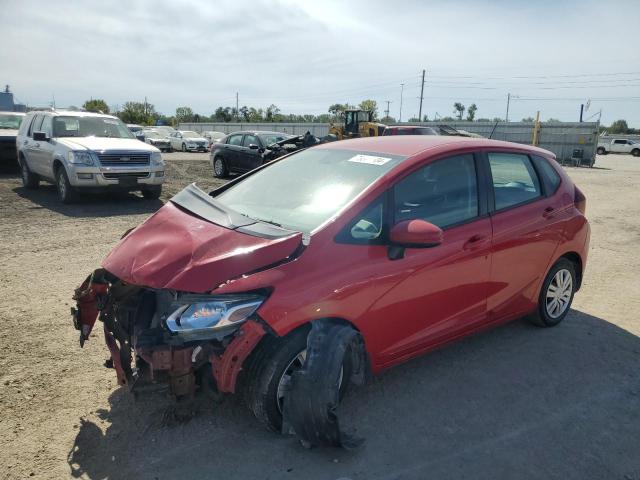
[
  {"xmin": 596, "ymin": 147, "xmax": 606, "ymax": 155},
  {"xmin": 213, "ymin": 156, "xmax": 228, "ymax": 178},
  {"xmin": 20, "ymin": 158, "xmax": 39, "ymax": 189},
  {"xmin": 529, "ymin": 258, "xmax": 576, "ymax": 327}
]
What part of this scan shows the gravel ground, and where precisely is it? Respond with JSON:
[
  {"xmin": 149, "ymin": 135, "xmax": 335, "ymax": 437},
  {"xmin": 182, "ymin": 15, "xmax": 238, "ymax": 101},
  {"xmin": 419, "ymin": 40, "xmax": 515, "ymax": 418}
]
[{"xmin": 0, "ymin": 152, "xmax": 638, "ymax": 480}]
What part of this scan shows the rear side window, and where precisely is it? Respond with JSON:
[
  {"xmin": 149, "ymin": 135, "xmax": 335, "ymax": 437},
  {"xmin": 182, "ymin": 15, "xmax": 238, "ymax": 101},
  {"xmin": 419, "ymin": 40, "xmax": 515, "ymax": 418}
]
[
  {"xmin": 488, "ymin": 153, "xmax": 541, "ymax": 210},
  {"xmin": 531, "ymin": 155, "xmax": 561, "ymax": 195},
  {"xmin": 227, "ymin": 134, "xmax": 243, "ymax": 146},
  {"xmin": 394, "ymin": 154, "xmax": 478, "ymax": 229}
]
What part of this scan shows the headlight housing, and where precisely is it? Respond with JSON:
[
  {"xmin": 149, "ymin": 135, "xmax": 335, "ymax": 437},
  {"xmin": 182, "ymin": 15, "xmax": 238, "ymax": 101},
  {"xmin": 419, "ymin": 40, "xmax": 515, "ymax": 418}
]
[
  {"xmin": 166, "ymin": 294, "xmax": 264, "ymax": 340},
  {"xmin": 150, "ymin": 151, "xmax": 164, "ymax": 166},
  {"xmin": 68, "ymin": 151, "xmax": 95, "ymax": 166}
]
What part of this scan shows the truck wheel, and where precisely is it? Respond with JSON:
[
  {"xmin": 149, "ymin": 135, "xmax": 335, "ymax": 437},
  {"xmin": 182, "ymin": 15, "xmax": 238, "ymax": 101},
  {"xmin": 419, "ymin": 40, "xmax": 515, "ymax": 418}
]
[
  {"xmin": 20, "ymin": 158, "xmax": 40, "ymax": 189},
  {"xmin": 142, "ymin": 186, "xmax": 162, "ymax": 199},
  {"xmin": 213, "ymin": 156, "xmax": 228, "ymax": 178},
  {"xmin": 631, "ymin": 149, "xmax": 640, "ymax": 157},
  {"xmin": 55, "ymin": 167, "xmax": 78, "ymax": 204},
  {"xmin": 596, "ymin": 147, "xmax": 606, "ymax": 155}
]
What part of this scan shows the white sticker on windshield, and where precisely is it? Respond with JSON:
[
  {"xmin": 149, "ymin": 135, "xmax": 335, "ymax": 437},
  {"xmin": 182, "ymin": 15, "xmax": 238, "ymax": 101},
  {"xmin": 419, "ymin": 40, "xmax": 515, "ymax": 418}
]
[
  {"xmin": 348, "ymin": 154, "xmax": 392, "ymax": 166},
  {"xmin": 104, "ymin": 119, "xmax": 119, "ymax": 125}
]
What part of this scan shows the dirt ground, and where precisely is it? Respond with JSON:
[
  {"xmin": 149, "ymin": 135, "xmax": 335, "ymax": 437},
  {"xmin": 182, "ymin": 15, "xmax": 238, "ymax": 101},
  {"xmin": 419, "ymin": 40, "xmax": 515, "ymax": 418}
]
[{"xmin": 0, "ymin": 152, "xmax": 638, "ymax": 480}]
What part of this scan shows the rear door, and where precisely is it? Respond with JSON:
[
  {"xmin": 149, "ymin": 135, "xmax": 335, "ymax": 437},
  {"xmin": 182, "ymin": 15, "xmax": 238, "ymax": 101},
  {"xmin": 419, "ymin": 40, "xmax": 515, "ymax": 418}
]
[
  {"xmin": 31, "ymin": 115, "xmax": 55, "ymax": 178},
  {"xmin": 611, "ymin": 139, "xmax": 627, "ymax": 153},
  {"xmin": 23, "ymin": 114, "xmax": 44, "ymax": 174},
  {"xmin": 484, "ymin": 151, "xmax": 564, "ymax": 321}
]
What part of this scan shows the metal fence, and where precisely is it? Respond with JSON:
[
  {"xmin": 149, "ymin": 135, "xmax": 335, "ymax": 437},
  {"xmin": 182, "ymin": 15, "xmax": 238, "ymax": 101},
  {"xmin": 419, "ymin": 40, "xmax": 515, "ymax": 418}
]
[{"xmin": 179, "ymin": 121, "xmax": 600, "ymax": 166}]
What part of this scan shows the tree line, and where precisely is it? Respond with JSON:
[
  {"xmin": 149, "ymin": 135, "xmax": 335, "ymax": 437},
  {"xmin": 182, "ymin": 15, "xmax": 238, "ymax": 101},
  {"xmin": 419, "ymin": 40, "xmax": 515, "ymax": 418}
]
[{"xmin": 81, "ymin": 98, "xmax": 637, "ymax": 133}]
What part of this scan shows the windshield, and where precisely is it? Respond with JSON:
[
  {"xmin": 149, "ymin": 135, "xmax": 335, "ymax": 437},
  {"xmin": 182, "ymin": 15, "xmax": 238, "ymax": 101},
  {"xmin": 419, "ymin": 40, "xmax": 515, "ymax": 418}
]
[
  {"xmin": 0, "ymin": 114, "xmax": 24, "ymax": 129},
  {"xmin": 215, "ymin": 148, "xmax": 405, "ymax": 233},
  {"xmin": 259, "ymin": 133, "xmax": 293, "ymax": 146},
  {"xmin": 207, "ymin": 131, "xmax": 226, "ymax": 139},
  {"xmin": 145, "ymin": 131, "xmax": 165, "ymax": 139},
  {"xmin": 52, "ymin": 116, "xmax": 134, "ymax": 138},
  {"xmin": 183, "ymin": 131, "xmax": 200, "ymax": 138}
]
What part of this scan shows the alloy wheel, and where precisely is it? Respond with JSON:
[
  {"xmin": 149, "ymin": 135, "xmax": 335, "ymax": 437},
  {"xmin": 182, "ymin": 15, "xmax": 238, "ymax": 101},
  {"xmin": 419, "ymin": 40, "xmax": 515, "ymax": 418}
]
[
  {"xmin": 57, "ymin": 172, "xmax": 67, "ymax": 199},
  {"xmin": 214, "ymin": 158, "xmax": 224, "ymax": 176},
  {"xmin": 545, "ymin": 268, "xmax": 572, "ymax": 318}
]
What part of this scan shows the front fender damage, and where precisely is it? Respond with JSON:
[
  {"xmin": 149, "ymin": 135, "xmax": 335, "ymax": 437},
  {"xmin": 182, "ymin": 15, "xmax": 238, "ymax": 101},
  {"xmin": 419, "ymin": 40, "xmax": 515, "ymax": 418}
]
[{"xmin": 283, "ymin": 319, "xmax": 367, "ymax": 449}]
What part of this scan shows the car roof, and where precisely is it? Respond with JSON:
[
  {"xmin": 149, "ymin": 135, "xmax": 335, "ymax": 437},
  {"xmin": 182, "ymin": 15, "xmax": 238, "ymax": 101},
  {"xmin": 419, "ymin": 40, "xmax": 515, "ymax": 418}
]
[
  {"xmin": 230, "ymin": 130, "xmax": 291, "ymax": 136},
  {"xmin": 317, "ymin": 135, "xmax": 554, "ymax": 158},
  {"xmin": 28, "ymin": 110, "xmax": 117, "ymax": 119}
]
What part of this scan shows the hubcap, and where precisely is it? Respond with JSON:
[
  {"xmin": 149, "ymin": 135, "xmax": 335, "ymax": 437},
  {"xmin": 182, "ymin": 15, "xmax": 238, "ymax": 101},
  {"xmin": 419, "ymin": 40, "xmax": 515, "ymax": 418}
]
[
  {"xmin": 545, "ymin": 268, "xmax": 572, "ymax": 318},
  {"xmin": 276, "ymin": 349, "xmax": 344, "ymax": 414},
  {"xmin": 214, "ymin": 158, "xmax": 223, "ymax": 175}
]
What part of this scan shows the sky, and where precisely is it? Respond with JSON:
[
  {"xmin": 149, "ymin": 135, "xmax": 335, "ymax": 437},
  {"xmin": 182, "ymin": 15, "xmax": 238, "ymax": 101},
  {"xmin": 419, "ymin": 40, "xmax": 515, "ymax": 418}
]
[{"xmin": 2, "ymin": 0, "xmax": 639, "ymax": 126}]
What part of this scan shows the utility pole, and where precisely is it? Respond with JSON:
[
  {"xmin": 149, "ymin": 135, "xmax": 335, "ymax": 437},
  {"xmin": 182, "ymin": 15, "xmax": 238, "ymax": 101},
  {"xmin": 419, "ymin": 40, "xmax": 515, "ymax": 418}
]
[
  {"xmin": 418, "ymin": 69, "xmax": 425, "ymax": 121},
  {"xmin": 235, "ymin": 92, "xmax": 239, "ymax": 122},
  {"xmin": 144, "ymin": 96, "xmax": 148, "ymax": 117},
  {"xmin": 384, "ymin": 100, "xmax": 392, "ymax": 119},
  {"xmin": 399, "ymin": 83, "xmax": 404, "ymax": 123},
  {"xmin": 579, "ymin": 103, "xmax": 584, "ymax": 122},
  {"xmin": 505, "ymin": 93, "xmax": 511, "ymax": 122}
]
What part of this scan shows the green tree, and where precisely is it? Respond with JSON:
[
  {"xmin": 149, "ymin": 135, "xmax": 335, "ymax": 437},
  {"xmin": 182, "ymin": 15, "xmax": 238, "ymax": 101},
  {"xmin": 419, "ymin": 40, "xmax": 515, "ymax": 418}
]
[
  {"xmin": 83, "ymin": 99, "xmax": 109, "ymax": 114},
  {"xmin": 117, "ymin": 101, "xmax": 157, "ymax": 125},
  {"xmin": 265, "ymin": 104, "xmax": 280, "ymax": 122},
  {"xmin": 546, "ymin": 118, "xmax": 561, "ymax": 123},
  {"xmin": 213, "ymin": 107, "xmax": 233, "ymax": 122},
  {"xmin": 608, "ymin": 119, "xmax": 629, "ymax": 134},
  {"xmin": 175, "ymin": 106, "xmax": 194, "ymax": 123},
  {"xmin": 380, "ymin": 116, "xmax": 396, "ymax": 124},
  {"xmin": 466, "ymin": 103, "xmax": 477, "ymax": 121},
  {"xmin": 521, "ymin": 117, "xmax": 535, "ymax": 122},
  {"xmin": 453, "ymin": 102, "xmax": 465, "ymax": 120},
  {"xmin": 358, "ymin": 99, "xmax": 378, "ymax": 120}
]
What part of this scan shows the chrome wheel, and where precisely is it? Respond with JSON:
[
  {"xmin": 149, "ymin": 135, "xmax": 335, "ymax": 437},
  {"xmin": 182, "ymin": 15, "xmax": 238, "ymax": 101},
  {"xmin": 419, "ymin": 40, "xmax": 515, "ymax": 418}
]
[
  {"xmin": 214, "ymin": 158, "xmax": 224, "ymax": 176},
  {"xmin": 545, "ymin": 268, "xmax": 572, "ymax": 318},
  {"xmin": 276, "ymin": 349, "xmax": 344, "ymax": 414}
]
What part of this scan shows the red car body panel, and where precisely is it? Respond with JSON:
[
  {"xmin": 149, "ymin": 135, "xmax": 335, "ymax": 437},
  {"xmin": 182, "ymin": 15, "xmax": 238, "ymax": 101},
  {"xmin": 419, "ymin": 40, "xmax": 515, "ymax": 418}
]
[
  {"xmin": 98, "ymin": 136, "xmax": 589, "ymax": 378},
  {"xmin": 101, "ymin": 201, "xmax": 302, "ymax": 293}
]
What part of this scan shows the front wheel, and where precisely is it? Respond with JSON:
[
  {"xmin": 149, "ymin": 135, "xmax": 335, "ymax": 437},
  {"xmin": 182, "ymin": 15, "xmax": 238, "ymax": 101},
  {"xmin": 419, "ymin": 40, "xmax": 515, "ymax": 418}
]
[
  {"xmin": 242, "ymin": 326, "xmax": 350, "ymax": 433},
  {"xmin": 55, "ymin": 167, "xmax": 78, "ymax": 204},
  {"xmin": 529, "ymin": 258, "xmax": 576, "ymax": 327},
  {"xmin": 181, "ymin": 143, "xmax": 187, "ymax": 152},
  {"xmin": 631, "ymin": 149, "xmax": 640, "ymax": 157}
]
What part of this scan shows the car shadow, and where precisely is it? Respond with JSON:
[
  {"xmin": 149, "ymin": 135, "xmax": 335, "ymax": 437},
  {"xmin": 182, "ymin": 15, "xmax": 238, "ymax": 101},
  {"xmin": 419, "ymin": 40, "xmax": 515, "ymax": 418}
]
[
  {"xmin": 67, "ymin": 310, "xmax": 640, "ymax": 479},
  {"xmin": 12, "ymin": 184, "xmax": 163, "ymax": 218}
]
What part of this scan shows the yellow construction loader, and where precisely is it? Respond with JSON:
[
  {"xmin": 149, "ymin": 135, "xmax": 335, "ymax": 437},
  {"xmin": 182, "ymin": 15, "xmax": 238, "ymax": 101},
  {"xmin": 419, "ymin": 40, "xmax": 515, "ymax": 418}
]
[{"xmin": 328, "ymin": 109, "xmax": 386, "ymax": 140}]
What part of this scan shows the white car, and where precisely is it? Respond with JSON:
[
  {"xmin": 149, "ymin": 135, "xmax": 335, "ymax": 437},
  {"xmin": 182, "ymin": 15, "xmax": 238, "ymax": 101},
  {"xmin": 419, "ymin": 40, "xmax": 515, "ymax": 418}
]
[
  {"xmin": 202, "ymin": 130, "xmax": 226, "ymax": 149},
  {"xmin": 16, "ymin": 110, "xmax": 165, "ymax": 203},
  {"xmin": 169, "ymin": 130, "xmax": 208, "ymax": 152},
  {"xmin": 143, "ymin": 130, "xmax": 171, "ymax": 152},
  {"xmin": 597, "ymin": 138, "xmax": 640, "ymax": 156}
]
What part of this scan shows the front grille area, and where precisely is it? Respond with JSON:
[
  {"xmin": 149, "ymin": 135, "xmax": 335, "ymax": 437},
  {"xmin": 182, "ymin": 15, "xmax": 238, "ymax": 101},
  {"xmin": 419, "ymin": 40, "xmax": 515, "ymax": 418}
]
[
  {"xmin": 103, "ymin": 172, "xmax": 150, "ymax": 180},
  {"xmin": 97, "ymin": 151, "xmax": 150, "ymax": 166}
]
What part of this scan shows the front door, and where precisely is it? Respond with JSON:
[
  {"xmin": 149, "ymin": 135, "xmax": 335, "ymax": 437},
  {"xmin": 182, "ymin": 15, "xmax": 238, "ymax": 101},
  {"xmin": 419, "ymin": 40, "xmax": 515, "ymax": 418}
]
[
  {"xmin": 358, "ymin": 153, "xmax": 493, "ymax": 366},
  {"xmin": 239, "ymin": 133, "xmax": 263, "ymax": 171}
]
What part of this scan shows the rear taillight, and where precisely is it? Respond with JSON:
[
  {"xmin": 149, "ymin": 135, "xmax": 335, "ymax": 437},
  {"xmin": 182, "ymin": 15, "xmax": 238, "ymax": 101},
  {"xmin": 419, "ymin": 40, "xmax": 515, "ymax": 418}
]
[{"xmin": 574, "ymin": 185, "xmax": 586, "ymax": 215}]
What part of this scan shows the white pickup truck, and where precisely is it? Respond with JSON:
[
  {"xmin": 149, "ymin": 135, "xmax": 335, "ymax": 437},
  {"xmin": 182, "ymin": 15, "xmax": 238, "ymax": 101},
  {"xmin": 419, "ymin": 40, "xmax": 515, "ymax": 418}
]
[{"xmin": 597, "ymin": 138, "xmax": 640, "ymax": 156}]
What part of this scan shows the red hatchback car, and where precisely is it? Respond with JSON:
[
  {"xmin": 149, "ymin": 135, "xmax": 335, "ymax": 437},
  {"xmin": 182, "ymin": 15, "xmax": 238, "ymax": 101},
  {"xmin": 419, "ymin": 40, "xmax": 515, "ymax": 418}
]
[{"xmin": 73, "ymin": 136, "xmax": 589, "ymax": 443}]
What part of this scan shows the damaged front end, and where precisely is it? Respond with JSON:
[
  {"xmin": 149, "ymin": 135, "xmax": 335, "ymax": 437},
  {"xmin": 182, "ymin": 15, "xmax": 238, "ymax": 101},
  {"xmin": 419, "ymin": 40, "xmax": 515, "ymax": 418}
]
[{"xmin": 72, "ymin": 268, "xmax": 267, "ymax": 399}]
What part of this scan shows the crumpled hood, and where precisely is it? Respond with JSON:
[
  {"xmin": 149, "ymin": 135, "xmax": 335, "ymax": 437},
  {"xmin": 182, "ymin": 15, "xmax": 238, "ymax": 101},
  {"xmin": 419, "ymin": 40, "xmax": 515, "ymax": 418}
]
[
  {"xmin": 101, "ymin": 200, "xmax": 303, "ymax": 293},
  {"xmin": 58, "ymin": 137, "xmax": 158, "ymax": 152}
]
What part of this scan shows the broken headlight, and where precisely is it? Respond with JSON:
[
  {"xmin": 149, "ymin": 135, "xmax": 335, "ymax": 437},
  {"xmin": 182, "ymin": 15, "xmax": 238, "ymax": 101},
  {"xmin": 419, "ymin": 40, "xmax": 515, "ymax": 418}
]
[{"xmin": 166, "ymin": 294, "xmax": 264, "ymax": 336}]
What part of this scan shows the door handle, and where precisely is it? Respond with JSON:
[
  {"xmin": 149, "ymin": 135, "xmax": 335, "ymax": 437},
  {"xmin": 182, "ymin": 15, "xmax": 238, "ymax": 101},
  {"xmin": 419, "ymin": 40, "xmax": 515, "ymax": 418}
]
[
  {"xmin": 543, "ymin": 206, "xmax": 555, "ymax": 218},
  {"xmin": 463, "ymin": 234, "xmax": 487, "ymax": 250}
]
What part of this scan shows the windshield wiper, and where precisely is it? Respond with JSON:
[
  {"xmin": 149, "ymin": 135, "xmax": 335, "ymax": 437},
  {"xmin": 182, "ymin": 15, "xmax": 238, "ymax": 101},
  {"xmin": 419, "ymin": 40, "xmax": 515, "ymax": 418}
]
[{"xmin": 251, "ymin": 217, "xmax": 284, "ymax": 228}]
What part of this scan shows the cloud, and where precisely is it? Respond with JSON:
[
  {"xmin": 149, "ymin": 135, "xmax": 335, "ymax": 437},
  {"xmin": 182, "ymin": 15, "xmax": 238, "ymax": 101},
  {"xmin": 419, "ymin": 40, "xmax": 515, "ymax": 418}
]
[{"xmin": 1, "ymin": 0, "xmax": 638, "ymax": 125}]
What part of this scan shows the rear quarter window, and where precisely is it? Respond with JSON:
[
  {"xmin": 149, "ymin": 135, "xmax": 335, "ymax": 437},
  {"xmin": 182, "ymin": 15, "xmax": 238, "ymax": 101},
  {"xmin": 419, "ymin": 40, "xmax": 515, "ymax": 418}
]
[{"xmin": 531, "ymin": 155, "xmax": 561, "ymax": 195}]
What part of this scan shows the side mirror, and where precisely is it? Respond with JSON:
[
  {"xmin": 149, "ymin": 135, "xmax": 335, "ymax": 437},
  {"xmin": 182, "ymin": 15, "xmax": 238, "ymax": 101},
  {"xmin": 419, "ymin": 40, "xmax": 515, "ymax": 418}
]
[
  {"xmin": 248, "ymin": 143, "xmax": 259, "ymax": 150},
  {"xmin": 33, "ymin": 131, "xmax": 48, "ymax": 141},
  {"xmin": 388, "ymin": 219, "xmax": 443, "ymax": 260}
]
